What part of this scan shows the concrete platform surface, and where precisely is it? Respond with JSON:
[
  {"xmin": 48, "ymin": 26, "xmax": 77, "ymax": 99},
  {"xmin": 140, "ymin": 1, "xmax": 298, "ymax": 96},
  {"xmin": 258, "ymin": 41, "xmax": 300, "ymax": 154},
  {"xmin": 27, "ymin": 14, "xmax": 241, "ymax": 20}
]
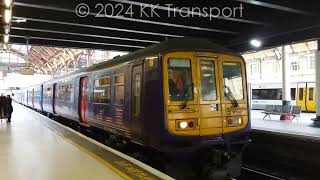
[
  {"xmin": 0, "ymin": 103, "xmax": 172, "ymax": 180},
  {"xmin": 250, "ymin": 110, "xmax": 320, "ymax": 140}
]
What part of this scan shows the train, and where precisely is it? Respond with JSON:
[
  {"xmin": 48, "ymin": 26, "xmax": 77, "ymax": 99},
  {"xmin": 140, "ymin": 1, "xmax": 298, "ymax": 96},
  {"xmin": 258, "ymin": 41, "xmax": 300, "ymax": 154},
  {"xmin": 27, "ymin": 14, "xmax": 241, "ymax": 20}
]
[
  {"xmin": 250, "ymin": 82, "xmax": 315, "ymax": 112},
  {"xmin": 14, "ymin": 38, "xmax": 251, "ymax": 179}
]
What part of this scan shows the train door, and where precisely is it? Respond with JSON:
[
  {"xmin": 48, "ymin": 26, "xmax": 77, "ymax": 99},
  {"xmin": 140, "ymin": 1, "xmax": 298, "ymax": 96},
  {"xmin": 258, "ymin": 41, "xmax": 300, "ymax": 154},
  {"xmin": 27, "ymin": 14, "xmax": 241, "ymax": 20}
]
[
  {"xmin": 306, "ymin": 83, "xmax": 316, "ymax": 112},
  {"xmin": 131, "ymin": 64, "xmax": 143, "ymax": 142},
  {"xmin": 79, "ymin": 77, "xmax": 89, "ymax": 125},
  {"xmin": 297, "ymin": 83, "xmax": 307, "ymax": 111},
  {"xmin": 53, "ymin": 83, "xmax": 57, "ymax": 114},
  {"xmin": 196, "ymin": 57, "xmax": 223, "ymax": 136}
]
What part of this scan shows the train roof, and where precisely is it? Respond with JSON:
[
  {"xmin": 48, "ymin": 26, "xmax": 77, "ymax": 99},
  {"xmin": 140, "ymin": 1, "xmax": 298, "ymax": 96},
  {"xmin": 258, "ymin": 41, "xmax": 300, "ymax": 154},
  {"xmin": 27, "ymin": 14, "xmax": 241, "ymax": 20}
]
[
  {"xmin": 45, "ymin": 37, "xmax": 239, "ymax": 83},
  {"xmin": 95, "ymin": 37, "xmax": 238, "ymax": 67}
]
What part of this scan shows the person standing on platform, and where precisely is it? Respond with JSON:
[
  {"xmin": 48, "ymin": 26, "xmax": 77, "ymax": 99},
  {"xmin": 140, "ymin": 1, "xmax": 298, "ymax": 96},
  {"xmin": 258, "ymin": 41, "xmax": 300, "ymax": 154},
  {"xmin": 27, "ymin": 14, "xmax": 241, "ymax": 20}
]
[
  {"xmin": 0, "ymin": 94, "xmax": 5, "ymax": 119},
  {"xmin": 6, "ymin": 95, "xmax": 13, "ymax": 123}
]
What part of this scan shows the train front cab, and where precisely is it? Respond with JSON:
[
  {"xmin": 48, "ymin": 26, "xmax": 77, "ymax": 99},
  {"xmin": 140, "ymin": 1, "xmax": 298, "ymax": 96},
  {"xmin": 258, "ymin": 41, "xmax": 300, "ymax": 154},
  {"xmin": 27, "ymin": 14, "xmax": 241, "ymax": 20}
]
[
  {"xmin": 161, "ymin": 51, "xmax": 250, "ymax": 177},
  {"xmin": 163, "ymin": 51, "xmax": 249, "ymax": 140}
]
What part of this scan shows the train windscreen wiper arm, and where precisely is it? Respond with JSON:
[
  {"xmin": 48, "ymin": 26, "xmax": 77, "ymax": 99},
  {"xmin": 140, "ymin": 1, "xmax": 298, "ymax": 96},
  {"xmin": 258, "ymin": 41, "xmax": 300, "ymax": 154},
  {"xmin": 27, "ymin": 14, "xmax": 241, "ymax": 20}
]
[
  {"xmin": 225, "ymin": 85, "xmax": 239, "ymax": 108},
  {"xmin": 180, "ymin": 83, "xmax": 193, "ymax": 109}
]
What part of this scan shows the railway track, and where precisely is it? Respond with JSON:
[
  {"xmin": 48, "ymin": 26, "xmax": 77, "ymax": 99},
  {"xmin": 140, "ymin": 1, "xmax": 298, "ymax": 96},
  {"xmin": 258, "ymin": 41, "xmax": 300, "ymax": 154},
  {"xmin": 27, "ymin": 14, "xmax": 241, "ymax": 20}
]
[{"xmin": 239, "ymin": 166, "xmax": 288, "ymax": 180}]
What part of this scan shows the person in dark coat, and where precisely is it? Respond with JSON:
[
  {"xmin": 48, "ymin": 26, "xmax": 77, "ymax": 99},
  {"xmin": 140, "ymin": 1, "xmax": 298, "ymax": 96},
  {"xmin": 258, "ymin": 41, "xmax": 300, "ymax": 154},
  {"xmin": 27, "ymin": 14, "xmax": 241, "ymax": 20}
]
[
  {"xmin": 6, "ymin": 95, "xmax": 13, "ymax": 123},
  {"xmin": 0, "ymin": 94, "xmax": 5, "ymax": 119}
]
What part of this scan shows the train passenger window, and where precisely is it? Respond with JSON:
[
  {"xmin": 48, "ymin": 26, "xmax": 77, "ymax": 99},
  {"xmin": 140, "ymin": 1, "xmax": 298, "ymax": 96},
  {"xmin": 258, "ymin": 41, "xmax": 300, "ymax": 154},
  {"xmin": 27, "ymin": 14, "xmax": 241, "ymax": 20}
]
[
  {"xmin": 200, "ymin": 60, "xmax": 217, "ymax": 101},
  {"xmin": 252, "ymin": 89, "xmax": 261, "ymax": 100},
  {"xmin": 58, "ymin": 85, "xmax": 65, "ymax": 100},
  {"xmin": 291, "ymin": 88, "xmax": 296, "ymax": 100},
  {"xmin": 251, "ymin": 88, "xmax": 281, "ymax": 100},
  {"xmin": 116, "ymin": 75, "xmax": 124, "ymax": 84},
  {"xmin": 223, "ymin": 62, "xmax": 243, "ymax": 100},
  {"xmin": 168, "ymin": 59, "xmax": 193, "ymax": 101},
  {"xmin": 93, "ymin": 76, "xmax": 111, "ymax": 103},
  {"xmin": 309, "ymin": 88, "xmax": 314, "ymax": 101},
  {"xmin": 115, "ymin": 75, "xmax": 125, "ymax": 105},
  {"xmin": 299, "ymin": 88, "xmax": 304, "ymax": 100},
  {"xmin": 58, "ymin": 83, "xmax": 73, "ymax": 101},
  {"xmin": 65, "ymin": 83, "xmax": 73, "ymax": 101},
  {"xmin": 45, "ymin": 87, "xmax": 51, "ymax": 97}
]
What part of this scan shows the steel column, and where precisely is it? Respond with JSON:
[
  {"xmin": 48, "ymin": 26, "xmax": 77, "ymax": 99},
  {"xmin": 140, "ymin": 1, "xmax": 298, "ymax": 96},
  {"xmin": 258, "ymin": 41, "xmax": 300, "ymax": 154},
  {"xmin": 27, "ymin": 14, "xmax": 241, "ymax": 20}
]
[
  {"xmin": 312, "ymin": 40, "xmax": 320, "ymax": 127},
  {"xmin": 282, "ymin": 46, "xmax": 291, "ymax": 105}
]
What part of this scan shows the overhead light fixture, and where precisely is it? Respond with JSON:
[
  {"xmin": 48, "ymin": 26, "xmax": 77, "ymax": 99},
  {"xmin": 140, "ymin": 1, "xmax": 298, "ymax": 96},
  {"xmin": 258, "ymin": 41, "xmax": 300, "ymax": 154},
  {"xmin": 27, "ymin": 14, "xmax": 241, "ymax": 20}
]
[
  {"xmin": 250, "ymin": 39, "xmax": 262, "ymax": 48},
  {"xmin": 4, "ymin": 34, "xmax": 9, "ymax": 43},
  {"xmin": 4, "ymin": 0, "xmax": 13, "ymax": 8},
  {"xmin": 14, "ymin": 18, "xmax": 27, "ymax": 23},
  {"xmin": 4, "ymin": 9, "xmax": 12, "ymax": 24}
]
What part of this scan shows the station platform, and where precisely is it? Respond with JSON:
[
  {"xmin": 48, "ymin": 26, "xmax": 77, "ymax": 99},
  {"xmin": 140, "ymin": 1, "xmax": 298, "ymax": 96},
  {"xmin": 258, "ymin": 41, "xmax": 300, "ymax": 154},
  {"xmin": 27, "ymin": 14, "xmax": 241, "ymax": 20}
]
[
  {"xmin": 0, "ymin": 102, "xmax": 172, "ymax": 180},
  {"xmin": 250, "ymin": 110, "xmax": 320, "ymax": 140}
]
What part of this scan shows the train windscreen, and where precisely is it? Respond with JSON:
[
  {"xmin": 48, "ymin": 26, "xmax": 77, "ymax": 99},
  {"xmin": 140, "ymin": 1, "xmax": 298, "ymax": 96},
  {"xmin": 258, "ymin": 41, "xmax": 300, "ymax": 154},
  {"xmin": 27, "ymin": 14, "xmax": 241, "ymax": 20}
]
[
  {"xmin": 223, "ymin": 62, "xmax": 244, "ymax": 100},
  {"xmin": 168, "ymin": 59, "xmax": 193, "ymax": 101},
  {"xmin": 200, "ymin": 60, "xmax": 217, "ymax": 101}
]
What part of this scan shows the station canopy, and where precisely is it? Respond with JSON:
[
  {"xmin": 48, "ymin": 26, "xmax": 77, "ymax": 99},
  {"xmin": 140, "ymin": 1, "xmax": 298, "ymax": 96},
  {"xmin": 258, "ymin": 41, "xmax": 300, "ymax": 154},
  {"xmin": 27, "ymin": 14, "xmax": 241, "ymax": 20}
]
[{"xmin": 2, "ymin": 0, "xmax": 320, "ymax": 73}]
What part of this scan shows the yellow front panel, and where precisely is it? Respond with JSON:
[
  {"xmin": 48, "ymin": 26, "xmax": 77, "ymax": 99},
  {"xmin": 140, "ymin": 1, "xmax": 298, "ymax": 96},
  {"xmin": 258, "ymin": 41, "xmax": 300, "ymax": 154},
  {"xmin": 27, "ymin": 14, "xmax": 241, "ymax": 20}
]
[
  {"xmin": 221, "ymin": 104, "xmax": 248, "ymax": 117},
  {"xmin": 168, "ymin": 110, "xmax": 199, "ymax": 119},
  {"xmin": 218, "ymin": 55, "xmax": 248, "ymax": 134},
  {"xmin": 200, "ymin": 128, "xmax": 223, "ymax": 136},
  {"xmin": 163, "ymin": 52, "xmax": 200, "ymax": 136},
  {"xmin": 200, "ymin": 118, "xmax": 223, "ymax": 128},
  {"xmin": 167, "ymin": 119, "xmax": 199, "ymax": 136},
  {"xmin": 223, "ymin": 116, "xmax": 249, "ymax": 134},
  {"xmin": 163, "ymin": 51, "xmax": 248, "ymax": 136},
  {"xmin": 196, "ymin": 56, "xmax": 223, "ymax": 135},
  {"xmin": 199, "ymin": 104, "xmax": 222, "ymax": 118}
]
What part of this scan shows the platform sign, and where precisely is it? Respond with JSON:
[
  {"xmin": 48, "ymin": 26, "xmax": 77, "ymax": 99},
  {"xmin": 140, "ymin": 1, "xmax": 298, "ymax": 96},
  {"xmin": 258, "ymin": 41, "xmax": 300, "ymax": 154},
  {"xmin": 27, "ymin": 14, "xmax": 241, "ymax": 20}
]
[{"xmin": 20, "ymin": 67, "xmax": 34, "ymax": 75}]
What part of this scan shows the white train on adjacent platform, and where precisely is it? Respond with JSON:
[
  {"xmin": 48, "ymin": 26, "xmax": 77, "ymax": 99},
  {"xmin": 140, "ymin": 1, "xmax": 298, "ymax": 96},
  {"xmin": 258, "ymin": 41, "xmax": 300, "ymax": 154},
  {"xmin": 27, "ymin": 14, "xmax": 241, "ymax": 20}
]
[{"xmin": 249, "ymin": 82, "xmax": 315, "ymax": 112}]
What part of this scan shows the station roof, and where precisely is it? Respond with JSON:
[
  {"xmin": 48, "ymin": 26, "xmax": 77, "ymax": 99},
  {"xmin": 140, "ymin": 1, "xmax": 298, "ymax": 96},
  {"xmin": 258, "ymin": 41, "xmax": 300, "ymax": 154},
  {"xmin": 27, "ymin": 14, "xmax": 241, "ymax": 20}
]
[{"xmin": 6, "ymin": 0, "xmax": 320, "ymax": 53}]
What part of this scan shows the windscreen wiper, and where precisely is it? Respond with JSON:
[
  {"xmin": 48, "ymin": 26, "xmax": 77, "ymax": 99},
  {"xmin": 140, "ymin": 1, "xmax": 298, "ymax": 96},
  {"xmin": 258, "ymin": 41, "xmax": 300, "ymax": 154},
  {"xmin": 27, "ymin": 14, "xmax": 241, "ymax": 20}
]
[
  {"xmin": 225, "ymin": 85, "xmax": 239, "ymax": 108},
  {"xmin": 180, "ymin": 83, "xmax": 193, "ymax": 109}
]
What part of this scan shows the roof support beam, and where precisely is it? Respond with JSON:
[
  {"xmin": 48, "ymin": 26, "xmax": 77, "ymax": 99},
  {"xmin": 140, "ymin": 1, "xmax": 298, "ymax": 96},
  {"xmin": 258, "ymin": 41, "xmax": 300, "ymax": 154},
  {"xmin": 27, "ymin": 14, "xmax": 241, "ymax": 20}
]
[
  {"xmin": 11, "ymin": 35, "xmax": 146, "ymax": 49},
  {"xmin": 11, "ymin": 27, "xmax": 160, "ymax": 44},
  {"xmin": 234, "ymin": 0, "xmax": 312, "ymax": 15},
  {"xmin": 13, "ymin": 16, "xmax": 183, "ymax": 38},
  {"xmin": 14, "ymin": 2, "xmax": 238, "ymax": 34},
  {"xmin": 110, "ymin": 0, "xmax": 269, "ymax": 26}
]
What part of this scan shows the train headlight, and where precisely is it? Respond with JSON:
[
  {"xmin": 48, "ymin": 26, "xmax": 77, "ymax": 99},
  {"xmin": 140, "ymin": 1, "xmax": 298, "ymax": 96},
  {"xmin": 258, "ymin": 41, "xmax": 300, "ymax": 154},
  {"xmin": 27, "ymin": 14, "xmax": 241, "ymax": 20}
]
[
  {"xmin": 179, "ymin": 121, "xmax": 188, "ymax": 129},
  {"xmin": 227, "ymin": 117, "xmax": 243, "ymax": 126}
]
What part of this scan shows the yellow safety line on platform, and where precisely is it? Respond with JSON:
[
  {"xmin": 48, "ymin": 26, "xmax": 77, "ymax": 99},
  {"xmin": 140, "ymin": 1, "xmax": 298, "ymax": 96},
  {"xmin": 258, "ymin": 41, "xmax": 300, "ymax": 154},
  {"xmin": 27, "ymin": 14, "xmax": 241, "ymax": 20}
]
[
  {"xmin": 63, "ymin": 137, "xmax": 133, "ymax": 180},
  {"xmin": 40, "ymin": 119, "xmax": 132, "ymax": 180}
]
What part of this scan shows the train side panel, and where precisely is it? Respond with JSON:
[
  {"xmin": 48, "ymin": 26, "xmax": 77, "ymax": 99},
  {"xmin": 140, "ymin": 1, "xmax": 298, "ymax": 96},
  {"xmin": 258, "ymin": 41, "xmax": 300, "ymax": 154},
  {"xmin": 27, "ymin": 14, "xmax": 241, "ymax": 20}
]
[
  {"xmin": 22, "ymin": 89, "xmax": 28, "ymax": 105},
  {"xmin": 27, "ymin": 88, "xmax": 34, "ymax": 108},
  {"xmin": 54, "ymin": 78, "xmax": 79, "ymax": 120},
  {"xmin": 88, "ymin": 65, "xmax": 131, "ymax": 137},
  {"xmin": 33, "ymin": 85, "xmax": 43, "ymax": 111},
  {"xmin": 142, "ymin": 57, "xmax": 165, "ymax": 148},
  {"xmin": 42, "ymin": 83, "xmax": 54, "ymax": 114}
]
